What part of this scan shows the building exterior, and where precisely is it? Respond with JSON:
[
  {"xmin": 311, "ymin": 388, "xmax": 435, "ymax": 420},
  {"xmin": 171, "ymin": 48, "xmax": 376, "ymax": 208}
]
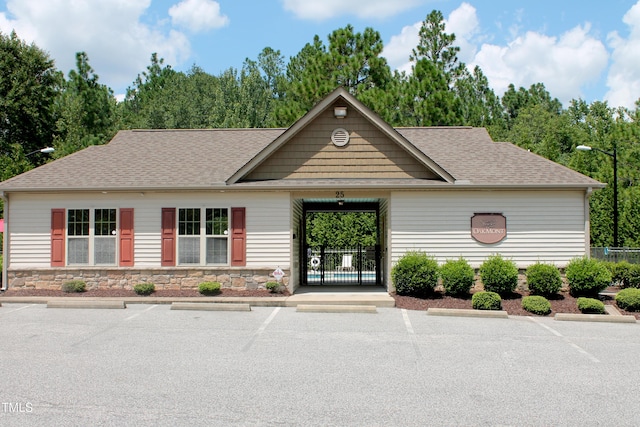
[{"xmin": 0, "ymin": 88, "xmax": 603, "ymax": 293}]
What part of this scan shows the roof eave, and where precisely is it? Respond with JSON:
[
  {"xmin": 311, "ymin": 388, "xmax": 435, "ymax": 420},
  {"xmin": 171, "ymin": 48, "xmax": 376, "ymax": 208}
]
[{"xmin": 0, "ymin": 181, "xmax": 604, "ymax": 194}]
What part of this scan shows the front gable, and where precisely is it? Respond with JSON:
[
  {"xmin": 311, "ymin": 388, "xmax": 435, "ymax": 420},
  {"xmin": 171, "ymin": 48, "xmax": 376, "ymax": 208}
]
[{"xmin": 227, "ymin": 88, "xmax": 454, "ymax": 184}]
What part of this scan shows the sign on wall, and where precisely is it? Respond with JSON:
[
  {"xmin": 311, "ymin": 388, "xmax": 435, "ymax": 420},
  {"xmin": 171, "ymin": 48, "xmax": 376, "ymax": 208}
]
[{"xmin": 471, "ymin": 213, "xmax": 507, "ymax": 244}]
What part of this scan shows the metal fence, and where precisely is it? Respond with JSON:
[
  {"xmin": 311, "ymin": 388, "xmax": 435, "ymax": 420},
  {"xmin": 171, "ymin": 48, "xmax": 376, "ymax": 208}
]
[
  {"xmin": 305, "ymin": 245, "xmax": 381, "ymax": 285},
  {"xmin": 591, "ymin": 247, "xmax": 640, "ymax": 264}
]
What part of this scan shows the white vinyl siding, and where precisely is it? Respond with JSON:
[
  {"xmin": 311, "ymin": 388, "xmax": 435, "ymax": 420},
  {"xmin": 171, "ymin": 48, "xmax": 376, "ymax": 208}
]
[
  {"xmin": 390, "ymin": 190, "xmax": 587, "ymax": 268},
  {"xmin": 6, "ymin": 191, "xmax": 291, "ymax": 269}
]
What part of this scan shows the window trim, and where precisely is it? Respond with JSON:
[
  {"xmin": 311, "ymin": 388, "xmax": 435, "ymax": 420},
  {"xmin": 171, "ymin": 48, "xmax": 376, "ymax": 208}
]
[
  {"xmin": 65, "ymin": 208, "xmax": 119, "ymax": 266},
  {"xmin": 177, "ymin": 207, "xmax": 230, "ymax": 266}
]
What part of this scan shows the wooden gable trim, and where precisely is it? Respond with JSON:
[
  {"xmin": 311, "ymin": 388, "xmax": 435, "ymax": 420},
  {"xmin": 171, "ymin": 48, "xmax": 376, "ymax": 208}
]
[{"xmin": 226, "ymin": 87, "xmax": 455, "ymax": 185}]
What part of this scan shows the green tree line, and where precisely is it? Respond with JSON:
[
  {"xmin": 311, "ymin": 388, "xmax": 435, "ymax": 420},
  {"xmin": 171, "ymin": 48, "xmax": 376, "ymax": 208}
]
[{"xmin": 1, "ymin": 10, "xmax": 639, "ymax": 247}]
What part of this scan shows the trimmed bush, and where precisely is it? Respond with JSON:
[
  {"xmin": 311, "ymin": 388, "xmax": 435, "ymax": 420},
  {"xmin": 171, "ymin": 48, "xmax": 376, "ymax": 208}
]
[
  {"xmin": 62, "ymin": 280, "xmax": 86, "ymax": 293},
  {"xmin": 133, "ymin": 283, "xmax": 155, "ymax": 296},
  {"xmin": 440, "ymin": 257, "xmax": 475, "ymax": 296},
  {"xmin": 521, "ymin": 295, "xmax": 551, "ymax": 316},
  {"xmin": 627, "ymin": 264, "xmax": 640, "ymax": 289},
  {"xmin": 265, "ymin": 281, "xmax": 281, "ymax": 293},
  {"xmin": 471, "ymin": 291, "xmax": 502, "ymax": 310},
  {"xmin": 608, "ymin": 261, "xmax": 632, "ymax": 288},
  {"xmin": 199, "ymin": 281, "xmax": 221, "ymax": 295},
  {"xmin": 615, "ymin": 288, "xmax": 640, "ymax": 311},
  {"xmin": 565, "ymin": 257, "xmax": 611, "ymax": 297},
  {"xmin": 526, "ymin": 263, "xmax": 562, "ymax": 296},
  {"xmin": 479, "ymin": 254, "xmax": 518, "ymax": 296},
  {"xmin": 391, "ymin": 251, "xmax": 439, "ymax": 297},
  {"xmin": 577, "ymin": 297, "xmax": 605, "ymax": 314}
]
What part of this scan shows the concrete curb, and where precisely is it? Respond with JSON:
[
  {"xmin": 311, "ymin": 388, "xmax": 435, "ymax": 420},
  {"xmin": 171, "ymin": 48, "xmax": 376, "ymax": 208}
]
[
  {"xmin": 427, "ymin": 308, "xmax": 509, "ymax": 318},
  {"xmin": 170, "ymin": 302, "xmax": 251, "ymax": 311},
  {"xmin": 296, "ymin": 304, "xmax": 377, "ymax": 313},
  {"xmin": 285, "ymin": 295, "xmax": 395, "ymax": 308},
  {"xmin": 47, "ymin": 300, "xmax": 126, "ymax": 309},
  {"xmin": 554, "ymin": 313, "xmax": 636, "ymax": 323},
  {"xmin": 0, "ymin": 294, "xmax": 393, "ymax": 307},
  {"xmin": 0, "ymin": 296, "xmax": 288, "ymax": 306}
]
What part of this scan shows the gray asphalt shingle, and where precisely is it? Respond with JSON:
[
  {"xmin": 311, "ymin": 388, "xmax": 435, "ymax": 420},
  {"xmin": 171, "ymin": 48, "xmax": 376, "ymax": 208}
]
[{"xmin": 0, "ymin": 125, "xmax": 601, "ymax": 191}]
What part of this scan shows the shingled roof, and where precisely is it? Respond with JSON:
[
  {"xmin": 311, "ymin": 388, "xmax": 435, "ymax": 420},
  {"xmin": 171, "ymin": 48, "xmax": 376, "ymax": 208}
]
[{"xmin": 0, "ymin": 88, "xmax": 602, "ymax": 192}]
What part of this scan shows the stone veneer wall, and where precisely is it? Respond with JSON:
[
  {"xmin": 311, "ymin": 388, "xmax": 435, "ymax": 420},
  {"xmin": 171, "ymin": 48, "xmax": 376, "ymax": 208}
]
[{"xmin": 7, "ymin": 268, "xmax": 290, "ymax": 292}]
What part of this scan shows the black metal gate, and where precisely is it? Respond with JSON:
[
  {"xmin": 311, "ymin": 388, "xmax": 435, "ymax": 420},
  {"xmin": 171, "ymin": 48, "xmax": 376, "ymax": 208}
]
[{"xmin": 304, "ymin": 245, "xmax": 381, "ymax": 285}]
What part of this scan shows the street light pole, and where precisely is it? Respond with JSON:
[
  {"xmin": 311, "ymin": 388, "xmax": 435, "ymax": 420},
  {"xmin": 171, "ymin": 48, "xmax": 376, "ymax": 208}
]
[
  {"xmin": 26, "ymin": 147, "xmax": 55, "ymax": 157},
  {"xmin": 576, "ymin": 144, "xmax": 618, "ymax": 247}
]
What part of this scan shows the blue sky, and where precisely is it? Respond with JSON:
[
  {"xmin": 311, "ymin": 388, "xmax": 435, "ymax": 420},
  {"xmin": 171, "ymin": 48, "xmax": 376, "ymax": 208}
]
[{"xmin": 1, "ymin": 0, "xmax": 639, "ymax": 108}]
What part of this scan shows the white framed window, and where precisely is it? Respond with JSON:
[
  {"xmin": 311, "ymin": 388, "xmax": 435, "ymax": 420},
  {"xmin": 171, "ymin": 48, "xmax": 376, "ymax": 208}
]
[
  {"xmin": 178, "ymin": 207, "xmax": 229, "ymax": 265},
  {"xmin": 67, "ymin": 208, "xmax": 117, "ymax": 265}
]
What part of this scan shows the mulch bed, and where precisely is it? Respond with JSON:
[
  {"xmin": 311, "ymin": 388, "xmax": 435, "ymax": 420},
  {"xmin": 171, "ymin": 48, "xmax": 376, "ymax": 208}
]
[
  {"xmin": 393, "ymin": 289, "xmax": 640, "ymax": 319},
  {"xmin": 0, "ymin": 288, "xmax": 288, "ymax": 298}
]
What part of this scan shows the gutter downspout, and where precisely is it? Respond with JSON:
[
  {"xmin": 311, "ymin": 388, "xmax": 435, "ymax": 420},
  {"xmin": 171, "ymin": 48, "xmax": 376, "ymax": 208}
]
[
  {"xmin": 585, "ymin": 187, "xmax": 592, "ymax": 258},
  {"xmin": 1, "ymin": 191, "xmax": 7, "ymax": 290}
]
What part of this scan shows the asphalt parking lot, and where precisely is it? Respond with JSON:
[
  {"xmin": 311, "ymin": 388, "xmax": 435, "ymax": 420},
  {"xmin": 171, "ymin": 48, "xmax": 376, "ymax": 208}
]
[{"xmin": 1, "ymin": 303, "xmax": 639, "ymax": 426}]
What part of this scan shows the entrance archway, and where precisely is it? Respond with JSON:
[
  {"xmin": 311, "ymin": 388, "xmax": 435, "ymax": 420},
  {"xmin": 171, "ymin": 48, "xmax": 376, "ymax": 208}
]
[{"xmin": 301, "ymin": 200, "xmax": 383, "ymax": 286}]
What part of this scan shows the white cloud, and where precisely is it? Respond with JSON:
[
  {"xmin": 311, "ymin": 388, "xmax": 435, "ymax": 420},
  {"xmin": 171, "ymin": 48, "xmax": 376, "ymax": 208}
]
[
  {"xmin": 445, "ymin": 2, "xmax": 480, "ymax": 64},
  {"xmin": 0, "ymin": 0, "xmax": 192, "ymax": 95},
  {"xmin": 169, "ymin": 0, "xmax": 229, "ymax": 33},
  {"xmin": 472, "ymin": 24, "xmax": 608, "ymax": 103},
  {"xmin": 383, "ymin": 21, "xmax": 420, "ymax": 74},
  {"xmin": 605, "ymin": 1, "xmax": 640, "ymax": 109},
  {"xmin": 281, "ymin": 0, "xmax": 425, "ymax": 21},
  {"xmin": 383, "ymin": 2, "xmax": 480, "ymax": 74},
  {"xmin": 384, "ymin": 2, "xmax": 609, "ymax": 105}
]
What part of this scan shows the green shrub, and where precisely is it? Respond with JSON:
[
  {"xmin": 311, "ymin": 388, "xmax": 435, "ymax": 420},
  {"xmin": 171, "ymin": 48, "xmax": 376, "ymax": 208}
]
[
  {"xmin": 608, "ymin": 261, "xmax": 632, "ymax": 288},
  {"xmin": 61, "ymin": 280, "xmax": 86, "ymax": 293},
  {"xmin": 521, "ymin": 295, "xmax": 551, "ymax": 315},
  {"xmin": 479, "ymin": 254, "xmax": 518, "ymax": 296},
  {"xmin": 526, "ymin": 263, "xmax": 562, "ymax": 296},
  {"xmin": 440, "ymin": 257, "xmax": 475, "ymax": 296},
  {"xmin": 199, "ymin": 281, "xmax": 221, "ymax": 295},
  {"xmin": 391, "ymin": 251, "xmax": 439, "ymax": 297},
  {"xmin": 265, "ymin": 281, "xmax": 281, "ymax": 293},
  {"xmin": 565, "ymin": 257, "xmax": 611, "ymax": 297},
  {"xmin": 627, "ymin": 264, "xmax": 640, "ymax": 288},
  {"xmin": 471, "ymin": 291, "xmax": 502, "ymax": 310},
  {"xmin": 133, "ymin": 283, "xmax": 155, "ymax": 296},
  {"xmin": 615, "ymin": 288, "xmax": 640, "ymax": 311},
  {"xmin": 577, "ymin": 297, "xmax": 605, "ymax": 314}
]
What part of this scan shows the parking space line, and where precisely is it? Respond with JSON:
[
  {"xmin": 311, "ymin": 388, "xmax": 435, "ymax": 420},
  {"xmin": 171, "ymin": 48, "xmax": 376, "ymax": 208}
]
[
  {"xmin": 124, "ymin": 305, "xmax": 158, "ymax": 321},
  {"xmin": 528, "ymin": 316, "xmax": 600, "ymax": 363},
  {"xmin": 242, "ymin": 307, "xmax": 280, "ymax": 352},
  {"xmin": 402, "ymin": 309, "xmax": 422, "ymax": 359},
  {"xmin": 0, "ymin": 304, "xmax": 36, "ymax": 315},
  {"xmin": 528, "ymin": 316, "xmax": 562, "ymax": 337}
]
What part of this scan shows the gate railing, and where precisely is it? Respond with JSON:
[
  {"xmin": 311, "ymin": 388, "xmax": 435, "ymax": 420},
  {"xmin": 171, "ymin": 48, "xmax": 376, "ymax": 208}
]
[
  {"xmin": 305, "ymin": 245, "xmax": 381, "ymax": 285},
  {"xmin": 591, "ymin": 247, "xmax": 640, "ymax": 264}
]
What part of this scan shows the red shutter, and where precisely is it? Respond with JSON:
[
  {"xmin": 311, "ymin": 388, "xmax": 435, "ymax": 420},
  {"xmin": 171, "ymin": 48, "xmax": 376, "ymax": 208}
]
[
  {"xmin": 119, "ymin": 208, "xmax": 134, "ymax": 267},
  {"xmin": 161, "ymin": 208, "xmax": 176, "ymax": 266},
  {"xmin": 51, "ymin": 209, "xmax": 65, "ymax": 267},
  {"xmin": 230, "ymin": 207, "xmax": 246, "ymax": 266}
]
